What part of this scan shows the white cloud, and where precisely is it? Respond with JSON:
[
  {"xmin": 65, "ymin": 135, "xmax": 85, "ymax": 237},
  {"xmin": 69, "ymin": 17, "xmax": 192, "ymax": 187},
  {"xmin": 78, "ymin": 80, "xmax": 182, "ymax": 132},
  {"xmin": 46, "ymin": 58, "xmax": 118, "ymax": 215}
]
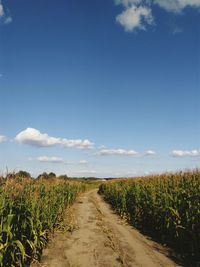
[
  {"xmin": 115, "ymin": 0, "xmax": 143, "ymax": 7},
  {"xmin": 98, "ymin": 145, "xmax": 107, "ymax": 149},
  {"xmin": 62, "ymin": 138, "xmax": 94, "ymax": 149},
  {"xmin": 30, "ymin": 156, "xmax": 88, "ymax": 165},
  {"xmin": 76, "ymin": 170, "xmax": 97, "ymax": 174},
  {"xmin": 16, "ymin": 128, "xmax": 61, "ymax": 147},
  {"xmin": 144, "ymin": 150, "xmax": 157, "ymax": 156},
  {"xmin": 98, "ymin": 148, "xmax": 139, "ymax": 156},
  {"xmin": 37, "ymin": 156, "xmax": 64, "ymax": 163},
  {"xmin": 0, "ymin": 2, "xmax": 4, "ymax": 18},
  {"xmin": 171, "ymin": 149, "xmax": 200, "ymax": 157},
  {"xmin": 154, "ymin": 0, "xmax": 200, "ymax": 13},
  {"xmin": 79, "ymin": 160, "xmax": 88, "ymax": 165},
  {"xmin": 97, "ymin": 148, "xmax": 157, "ymax": 157},
  {"xmin": 4, "ymin": 16, "xmax": 12, "ymax": 24},
  {"xmin": 114, "ymin": 0, "xmax": 200, "ymax": 32},
  {"xmin": 0, "ymin": 135, "xmax": 7, "ymax": 143},
  {"xmin": 172, "ymin": 26, "xmax": 183, "ymax": 35},
  {"xmin": 64, "ymin": 159, "xmax": 88, "ymax": 165},
  {"xmin": 116, "ymin": 0, "xmax": 200, "ymax": 12},
  {"xmin": 116, "ymin": 5, "xmax": 154, "ymax": 31},
  {"xmin": 0, "ymin": 1, "xmax": 12, "ymax": 24},
  {"xmin": 15, "ymin": 128, "xmax": 94, "ymax": 149}
]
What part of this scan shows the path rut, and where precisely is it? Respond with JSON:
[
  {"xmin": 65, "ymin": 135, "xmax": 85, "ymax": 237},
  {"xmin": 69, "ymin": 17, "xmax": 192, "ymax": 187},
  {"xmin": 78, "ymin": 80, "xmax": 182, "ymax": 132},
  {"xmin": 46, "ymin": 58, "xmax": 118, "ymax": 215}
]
[{"xmin": 32, "ymin": 189, "xmax": 182, "ymax": 267}]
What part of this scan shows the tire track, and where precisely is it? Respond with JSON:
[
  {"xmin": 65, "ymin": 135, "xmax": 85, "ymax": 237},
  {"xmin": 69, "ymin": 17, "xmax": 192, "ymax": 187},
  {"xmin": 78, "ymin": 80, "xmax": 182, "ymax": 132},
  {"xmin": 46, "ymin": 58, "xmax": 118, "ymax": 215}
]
[{"xmin": 32, "ymin": 189, "xmax": 181, "ymax": 267}]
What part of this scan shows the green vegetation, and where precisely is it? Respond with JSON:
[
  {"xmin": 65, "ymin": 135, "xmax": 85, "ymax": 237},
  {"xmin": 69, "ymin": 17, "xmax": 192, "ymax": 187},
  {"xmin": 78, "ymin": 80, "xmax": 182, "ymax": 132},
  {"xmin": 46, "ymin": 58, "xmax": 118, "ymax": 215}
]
[
  {"xmin": 99, "ymin": 170, "xmax": 200, "ymax": 262},
  {"xmin": 0, "ymin": 174, "xmax": 87, "ymax": 267}
]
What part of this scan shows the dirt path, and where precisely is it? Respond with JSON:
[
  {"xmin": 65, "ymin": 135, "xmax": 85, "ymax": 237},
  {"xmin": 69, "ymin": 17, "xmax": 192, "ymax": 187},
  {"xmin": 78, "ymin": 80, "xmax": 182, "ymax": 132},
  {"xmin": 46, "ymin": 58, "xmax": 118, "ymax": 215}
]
[{"xmin": 33, "ymin": 189, "xmax": 182, "ymax": 267}]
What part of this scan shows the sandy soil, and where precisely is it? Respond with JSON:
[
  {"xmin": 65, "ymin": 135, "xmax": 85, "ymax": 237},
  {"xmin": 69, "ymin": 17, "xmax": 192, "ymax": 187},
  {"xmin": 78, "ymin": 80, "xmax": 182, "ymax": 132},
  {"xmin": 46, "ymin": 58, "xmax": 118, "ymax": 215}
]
[{"xmin": 32, "ymin": 189, "xmax": 182, "ymax": 267}]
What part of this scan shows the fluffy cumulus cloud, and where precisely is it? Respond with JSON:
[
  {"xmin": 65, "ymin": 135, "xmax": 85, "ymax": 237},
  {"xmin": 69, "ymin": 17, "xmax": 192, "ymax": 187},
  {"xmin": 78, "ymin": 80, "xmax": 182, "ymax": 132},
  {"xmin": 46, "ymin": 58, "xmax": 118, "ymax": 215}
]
[
  {"xmin": 116, "ymin": 5, "xmax": 153, "ymax": 31},
  {"xmin": 15, "ymin": 128, "xmax": 94, "ymax": 149},
  {"xmin": 114, "ymin": 0, "xmax": 200, "ymax": 32},
  {"xmin": 171, "ymin": 149, "xmax": 200, "ymax": 157},
  {"xmin": 115, "ymin": 0, "xmax": 154, "ymax": 32},
  {"xmin": 0, "ymin": 3, "xmax": 4, "ymax": 18},
  {"xmin": 16, "ymin": 128, "xmax": 61, "ymax": 147},
  {"xmin": 0, "ymin": 0, "xmax": 12, "ymax": 24},
  {"xmin": 98, "ymin": 148, "xmax": 139, "ymax": 156},
  {"xmin": 0, "ymin": 135, "xmax": 7, "ymax": 143}
]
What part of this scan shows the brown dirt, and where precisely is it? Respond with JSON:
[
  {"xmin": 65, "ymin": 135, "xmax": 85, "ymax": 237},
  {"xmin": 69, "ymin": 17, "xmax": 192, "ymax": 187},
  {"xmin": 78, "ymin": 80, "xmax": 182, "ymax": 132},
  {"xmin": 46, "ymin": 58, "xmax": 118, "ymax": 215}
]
[{"xmin": 31, "ymin": 189, "xmax": 182, "ymax": 267}]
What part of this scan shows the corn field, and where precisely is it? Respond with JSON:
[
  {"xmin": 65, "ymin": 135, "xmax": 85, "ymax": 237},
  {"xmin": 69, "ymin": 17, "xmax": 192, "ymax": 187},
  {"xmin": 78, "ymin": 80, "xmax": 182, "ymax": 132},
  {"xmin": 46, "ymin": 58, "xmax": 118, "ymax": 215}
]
[
  {"xmin": 0, "ymin": 176, "xmax": 86, "ymax": 267},
  {"xmin": 99, "ymin": 170, "xmax": 200, "ymax": 262}
]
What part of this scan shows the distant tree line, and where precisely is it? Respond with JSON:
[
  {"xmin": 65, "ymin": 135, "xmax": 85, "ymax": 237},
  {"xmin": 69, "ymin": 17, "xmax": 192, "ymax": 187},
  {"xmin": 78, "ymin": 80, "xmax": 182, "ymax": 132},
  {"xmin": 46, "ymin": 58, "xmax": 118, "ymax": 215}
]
[{"xmin": 0, "ymin": 170, "xmax": 106, "ymax": 183}]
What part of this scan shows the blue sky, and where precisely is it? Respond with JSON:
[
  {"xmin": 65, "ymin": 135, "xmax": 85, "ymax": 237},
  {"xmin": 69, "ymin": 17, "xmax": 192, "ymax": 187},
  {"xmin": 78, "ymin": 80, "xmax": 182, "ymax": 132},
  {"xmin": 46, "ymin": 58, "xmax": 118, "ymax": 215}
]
[{"xmin": 0, "ymin": 0, "xmax": 199, "ymax": 177}]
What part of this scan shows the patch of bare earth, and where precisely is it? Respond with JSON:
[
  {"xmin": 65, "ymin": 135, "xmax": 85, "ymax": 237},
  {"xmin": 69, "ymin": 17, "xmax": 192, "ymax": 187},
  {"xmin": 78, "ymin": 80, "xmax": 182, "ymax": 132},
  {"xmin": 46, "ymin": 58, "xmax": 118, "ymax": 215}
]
[{"xmin": 31, "ymin": 189, "xmax": 182, "ymax": 267}]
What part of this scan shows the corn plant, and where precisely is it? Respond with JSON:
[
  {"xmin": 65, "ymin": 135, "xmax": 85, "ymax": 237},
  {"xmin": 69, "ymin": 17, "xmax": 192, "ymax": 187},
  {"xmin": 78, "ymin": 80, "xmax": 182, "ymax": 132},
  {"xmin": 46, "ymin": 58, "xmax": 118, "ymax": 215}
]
[
  {"xmin": 0, "ymin": 177, "xmax": 86, "ymax": 267},
  {"xmin": 99, "ymin": 170, "xmax": 200, "ymax": 262}
]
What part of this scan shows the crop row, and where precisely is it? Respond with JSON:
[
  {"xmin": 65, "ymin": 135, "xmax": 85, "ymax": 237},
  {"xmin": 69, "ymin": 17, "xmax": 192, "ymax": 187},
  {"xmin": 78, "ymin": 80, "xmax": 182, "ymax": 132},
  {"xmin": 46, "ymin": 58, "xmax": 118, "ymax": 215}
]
[
  {"xmin": 99, "ymin": 171, "xmax": 200, "ymax": 262},
  {"xmin": 0, "ymin": 177, "xmax": 86, "ymax": 267}
]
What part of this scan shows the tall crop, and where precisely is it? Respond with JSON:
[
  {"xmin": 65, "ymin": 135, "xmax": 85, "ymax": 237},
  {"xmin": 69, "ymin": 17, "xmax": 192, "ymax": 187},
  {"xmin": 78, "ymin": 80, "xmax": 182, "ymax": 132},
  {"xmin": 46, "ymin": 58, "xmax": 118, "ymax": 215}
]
[
  {"xmin": 0, "ymin": 178, "xmax": 86, "ymax": 267},
  {"xmin": 99, "ymin": 171, "xmax": 200, "ymax": 262}
]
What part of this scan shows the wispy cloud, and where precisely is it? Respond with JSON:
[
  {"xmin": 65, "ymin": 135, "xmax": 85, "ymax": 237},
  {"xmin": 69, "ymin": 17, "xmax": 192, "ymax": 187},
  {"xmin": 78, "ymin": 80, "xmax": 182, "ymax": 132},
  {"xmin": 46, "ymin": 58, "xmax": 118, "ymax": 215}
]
[
  {"xmin": 171, "ymin": 149, "xmax": 200, "ymax": 157},
  {"xmin": 78, "ymin": 160, "xmax": 88, "ymax": 165},
  {"xmin": 144, "ymin": 150, "xmax": 157, "ymax": 156},
  {"xmin": 29, "ymin": 156, "xmax": 88, "ymax": 165},
  {"xmin": 97, "ymin": 147, "xmax": 157, "ymax": 157},
  {"xmin": 4, "ymin": 16, "xmax": 12, "ymax": 24},
  {"xmin": 98, "ymin": 145, "xmax": 107, "ymax": 149},
  {"xmin": 0, "ymin": 135, "xmax": 7, "ymax": 143},
  {"xmin": 75, "ymin": 170, "xmax": 97, "ymax": 174},
  {"xmin": 36, "ymin": 156, "xmax": 64, "ymax": 163},
  {"xmin": 172, "ymin": 26, "xmax": 183, "ymax": 35},
  {"xmin": 62, "ymin": 138, "xmax": 94, "ymax": 149},
  {"xmin": 97, "ymin": 148, "xmax": 139, "ymax": 156},
  {"xmin": 114, "ymin": 0, "xmax": 200, "ymax": 32},
  {"xmin": 15, "ymin": 128, "xmax": 94, "ymax": 149},
  {"xmin": 154, "ymin": 0, "xmax": 200, "ymax": 13},
  {"xmin": 115, "ymin": 0, "xmax": 143, "ymax": 7}
]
